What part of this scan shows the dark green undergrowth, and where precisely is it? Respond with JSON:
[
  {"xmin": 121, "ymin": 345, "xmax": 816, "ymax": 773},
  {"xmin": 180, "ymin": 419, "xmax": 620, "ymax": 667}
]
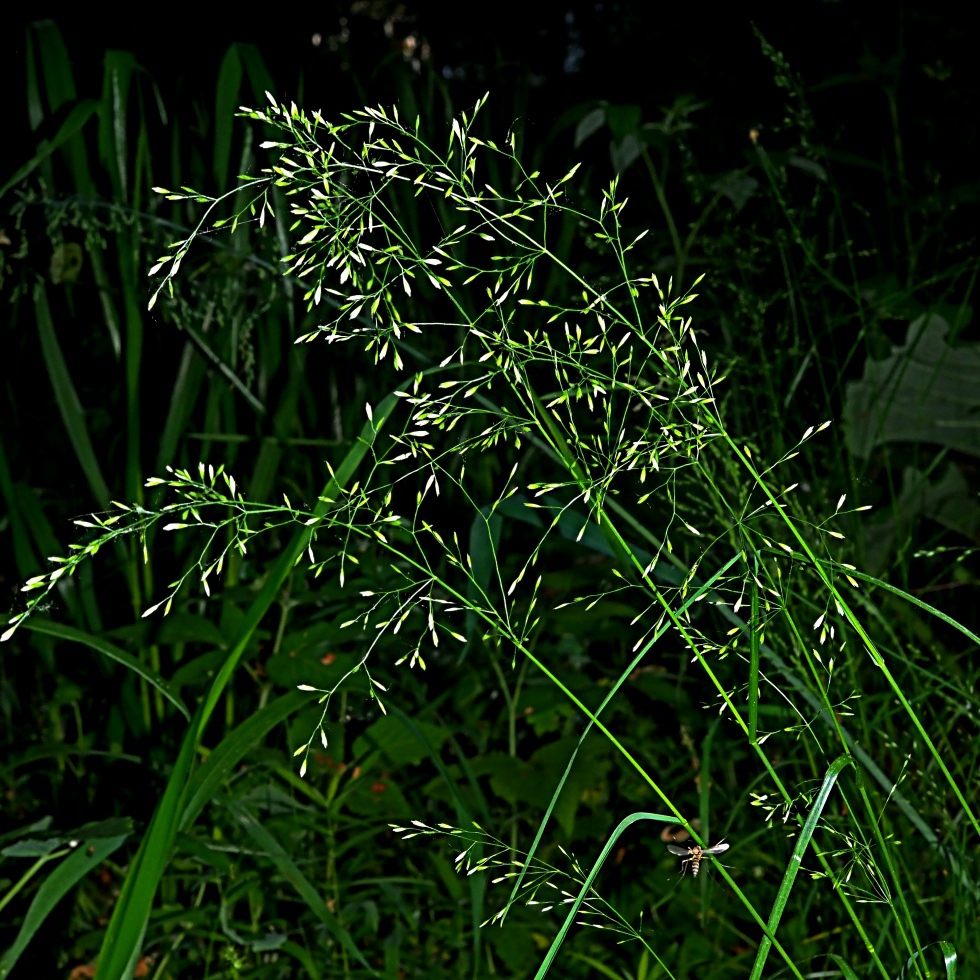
[{"xmin": 0, "ymin": 17, "xmax": 977, "ymax": 980}]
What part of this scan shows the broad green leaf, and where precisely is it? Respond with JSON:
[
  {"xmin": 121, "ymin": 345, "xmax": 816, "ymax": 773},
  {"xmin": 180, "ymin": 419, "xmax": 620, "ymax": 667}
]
[
  {"xmin": 2, "ymin": 839, "xmax": 60, "ymax": 858},
  {"xmin": 574, "ymin": 107, "xmax": 606, "ymax": 148},
  {"xmin": 604, "ymin": 103, "xmax": 642, "ymax": 141},
  {"xmin": 156, "ymin": 612, "xmax": 228, "ymax": 649},
  {"xmin": 353, "ymin": 714, "xmax": 450, "ymax": 768},
  {"xmin": 610, "ymin": 133, "xmax": 642, "ymax": 174},
  {"xmin": 845, "ymin": 314, "xmax": 980, "ymax": 459},
  {"xmin": 861, "ymin": 463, "xmax": 980, "ymax": 573},
  {"xmin": 173, "ymin": 833, "xmax": 233, "ymax": 874},
  {"xmin": 485, "ymin": 922, "xmax": 538, "ymax": 974},
  {"xmin": 712, "ymin": 170, "xmax": 759, "ymax": 211},
  {"xmin": 2, "ymin": 819, "xmax": 132, "ymax": 857},
  {"xmin": 472, "ymin": 738, "xmax": 611, "ymax": 838},
  {"xmin": 0, "ymin": 818, "xmax": 53, "ymax": 850}
]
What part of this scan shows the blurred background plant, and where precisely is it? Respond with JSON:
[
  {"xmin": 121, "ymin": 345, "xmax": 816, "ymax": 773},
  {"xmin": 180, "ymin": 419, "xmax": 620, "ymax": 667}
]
[{"xmin": 0, "ymin": 3, "xmax": 977, "ymax": 979}]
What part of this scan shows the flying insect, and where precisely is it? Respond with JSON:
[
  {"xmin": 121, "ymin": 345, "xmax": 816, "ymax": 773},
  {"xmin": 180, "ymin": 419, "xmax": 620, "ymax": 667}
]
[{"xmin": 667, "ymin": 840, "xmax": 730, "ymax": 877}]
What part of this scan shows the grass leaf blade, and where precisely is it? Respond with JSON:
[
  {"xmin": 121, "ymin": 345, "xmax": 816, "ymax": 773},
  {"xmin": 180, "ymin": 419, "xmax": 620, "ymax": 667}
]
[
  {"xmin": 0, "ymin": 834, "xmax": 129, "ymax": 978},
  {"xmin": 21, "ymin": 618, "xmax": 189, "ymax": 720},
  {"xmin": 748, "ymin": 755, "xmax": 853, "ymax": 980}
]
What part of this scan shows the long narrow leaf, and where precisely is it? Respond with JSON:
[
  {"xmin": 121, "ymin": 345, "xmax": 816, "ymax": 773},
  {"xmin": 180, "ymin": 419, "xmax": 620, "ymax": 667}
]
[
  {"xmin": 0, "ymin": 434, "xmax": 39, "ymax": 576},
  {"xmin": 179, "ymin": 691, "xmax": 312, "ymax": 830},
  {"xmin": 20, "ymin": 618, "xmax": 189, "ymax": 720},
  {"xmin": 34, "ymin": 282, "xmax": 111, "ymax": 508},
  {"xmin": 117, "ymin": 232, "xmax": 144, "ymax": 503},
  {"xmin": 533, "ymin": 812, "xmax": 678, "ymax": 980},
  {"xmin": 842, "ymin": 567, "xmax": 980, "ymax": 650},
  {"xmin": 155, "ymin": 341, "xmax": 206, "ymax": 472},
  {"xmin": 93, "ymin": 702, "xmax": 203, "ymax": 980},
  {"xmin": 214, "ymin": 46, "xmax": 243, "ymax": 192},
  {"xmin": 896, "ymin": 941, "xmax": 957, "ymax": 980},
  {"xmin": 178, "ymin": 317, "xmax": 266, "ymax": 416},
  {"xmin": 0, "ymin": 100, "xmax": 99, "ymax": 200},
  {"xmin": 93, "ymin": 392, "xmax": 402, "ymax": 979},
  {"xmin": 828, "ymin": 954, "xmax": 861, "ymax": 980},
  {"xmin": 0, "ymin": 834, "xmax": 129, "ymax": 978},
  {"xmin": 224, "ymin": 800, "xmax": 376, "ymax": 975},
  {"xmin": 98, "ymin": 51, "xmax": 136, "ymax": 202},
  {"xmin": 748, "ymin": 755, "xmax": 853, "ymax": 980}
]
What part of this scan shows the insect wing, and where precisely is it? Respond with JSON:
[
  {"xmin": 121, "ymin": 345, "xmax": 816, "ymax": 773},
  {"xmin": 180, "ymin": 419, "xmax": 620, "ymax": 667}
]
[
  {"xmin": 702, "ymin": 842, "xmax": 730, "ymax": 856},
  {"xmin": 667, "ymin": 844, "xmax": 694, "ymax": 856}
]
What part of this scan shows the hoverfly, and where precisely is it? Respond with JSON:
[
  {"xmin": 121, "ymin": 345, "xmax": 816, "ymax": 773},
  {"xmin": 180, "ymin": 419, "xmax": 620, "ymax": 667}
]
[{"xmin": 667, "ymin": 840, "xmax": 729, "ymax": 877}]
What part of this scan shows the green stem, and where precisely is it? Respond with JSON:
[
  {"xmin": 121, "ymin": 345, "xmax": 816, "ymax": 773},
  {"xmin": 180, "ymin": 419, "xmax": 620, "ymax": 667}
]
[
  {"xmin": 726, "ymin": 433, "xmax": 980, "ymax": 841},
  {"xmin": 0, "ymin": 850, "xmax": 67, "ymax": 916},
  {"xmin": 747, "ymin": 757, "xmax": 853, "ymax": 980},
  {"xmin": 640, "ymin": 149, "xmax": 683, "ymax": 283},
  {"xmin": 748, "ymin": 575, "xmax": 760, "ymax": 744}
]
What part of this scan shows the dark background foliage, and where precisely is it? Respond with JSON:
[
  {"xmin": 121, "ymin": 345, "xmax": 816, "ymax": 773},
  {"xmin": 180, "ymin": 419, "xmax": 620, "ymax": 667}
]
[{"xmin": 1, "ymin": 2, "xmax": 978, "ymax": 978}]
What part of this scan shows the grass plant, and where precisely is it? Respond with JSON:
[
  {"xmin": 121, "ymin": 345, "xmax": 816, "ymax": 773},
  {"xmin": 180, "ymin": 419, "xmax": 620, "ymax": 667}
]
[{"xmin": 1, "ymin": 19, "xmax": 977, "ymax": 980}]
